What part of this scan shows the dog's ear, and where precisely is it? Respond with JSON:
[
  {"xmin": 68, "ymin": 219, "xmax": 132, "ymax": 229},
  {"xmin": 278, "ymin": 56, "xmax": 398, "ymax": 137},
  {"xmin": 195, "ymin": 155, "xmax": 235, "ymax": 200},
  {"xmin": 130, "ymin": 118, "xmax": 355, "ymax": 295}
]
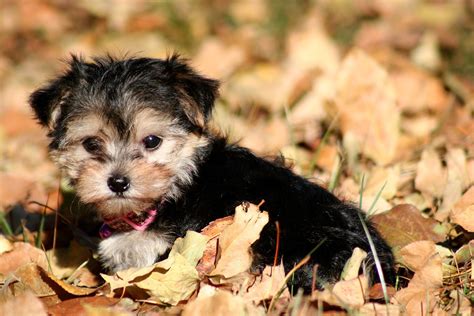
[
  {"xmin": 163, "ymin": 54, "xmax": 219, "ymax": 128},
  {"xmin": 29, "ymin": 55, "xmax": 84, "ymax": 129}
]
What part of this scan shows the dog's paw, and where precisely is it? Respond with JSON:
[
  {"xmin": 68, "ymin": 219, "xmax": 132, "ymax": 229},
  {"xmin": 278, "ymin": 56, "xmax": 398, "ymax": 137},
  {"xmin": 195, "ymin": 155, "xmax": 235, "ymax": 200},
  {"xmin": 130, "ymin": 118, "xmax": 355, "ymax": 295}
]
[{"xmin": 98, "ymin": 230, "xmax": 171, "ymax": 272}]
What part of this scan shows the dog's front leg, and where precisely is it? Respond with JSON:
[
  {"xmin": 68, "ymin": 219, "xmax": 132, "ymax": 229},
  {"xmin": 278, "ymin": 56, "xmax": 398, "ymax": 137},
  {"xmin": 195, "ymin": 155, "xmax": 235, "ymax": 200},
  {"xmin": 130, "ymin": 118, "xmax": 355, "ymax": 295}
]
[{"xmin": 98, "ymin": 230, "xmax": 172, "ymax": 272}]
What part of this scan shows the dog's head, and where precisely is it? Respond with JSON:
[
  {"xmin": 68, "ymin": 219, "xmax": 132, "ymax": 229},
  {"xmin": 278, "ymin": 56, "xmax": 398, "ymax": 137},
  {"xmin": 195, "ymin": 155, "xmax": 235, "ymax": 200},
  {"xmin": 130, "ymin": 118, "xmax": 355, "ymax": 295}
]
[{"xmin": 30, "ymin": 54, "xmax": 219, "ymax": 217}]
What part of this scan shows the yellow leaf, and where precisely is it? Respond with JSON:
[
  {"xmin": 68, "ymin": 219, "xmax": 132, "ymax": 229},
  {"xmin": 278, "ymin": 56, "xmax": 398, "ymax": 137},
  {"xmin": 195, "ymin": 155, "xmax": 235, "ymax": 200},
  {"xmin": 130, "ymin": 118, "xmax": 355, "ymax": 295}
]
[
  {"xmin": 135, "ymin": 254, "xmax": 200, "ymax": 305},
  {"xmin": 341, "ymin": 247, "xmax": 367, "ymax": 281},
  {"xmin": 209, "ymin": 203, "xmax": 269, "ymax": 282},
  {"xmin": 242, "ymin": 263, "xmax": 289, "ymax": 303},
  {"xmin": 334, "ymin": 49, "xmax": 400, "ymax": 165},
  {"xmin": 182, "ymin": 290, "xmax": 265, "ymax": 316}
]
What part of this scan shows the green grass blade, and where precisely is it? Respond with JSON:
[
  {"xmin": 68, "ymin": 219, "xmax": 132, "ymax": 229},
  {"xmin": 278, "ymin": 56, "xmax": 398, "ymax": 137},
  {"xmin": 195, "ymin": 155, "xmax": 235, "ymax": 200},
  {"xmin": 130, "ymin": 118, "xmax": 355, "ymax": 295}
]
[
  {"xmin": 358, "ymin": 176, "xmax": 390, "ymax": 304},
  {"xmin": 0, "ymin": 212, "xmax": 13, "ymax": 236}
]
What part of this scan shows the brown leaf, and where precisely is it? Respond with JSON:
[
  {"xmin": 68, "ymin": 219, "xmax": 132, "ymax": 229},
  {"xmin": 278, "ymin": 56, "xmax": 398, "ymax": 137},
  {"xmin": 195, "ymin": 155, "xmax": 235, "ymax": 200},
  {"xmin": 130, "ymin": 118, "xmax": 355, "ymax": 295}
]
[
  {"xmin": 197, "ymin": 216, "xmax": 234, "ymax": 275},
  {"xmin": 334, "ymin": 49, "xmax": 400, "ymax": 165},
  {"xmin": 285, "ymin": 10, "xmax": 340, "ymax": 74},
  {"xmin": 242, "ymin": 263, "xmax": 289, "ymax": 303},
  {"xmin": 398, "ymin": 240, "xmax": 436, "ymax": 271},
  {"xmin": 371, "ymin": 204, "xmax": 445, "ymax": 251},
  {"xmin": 5, "ymin": 263, "xmax": 56, "ymax": 298},
  {"xmin": 0, "ymin": 291, "xmax": 47, "ymax": 316},
  {"xmin": 39, "ymin": 266, "xmax": 99, "ymax": 296},
  {"xmin": 209, "ymin": 203, "xmax": 269, "ymax": 282},
  {"xmin": 194, "ymin": 38, "xmax": 247, "ymax": 79},
  {"xmin": 315, "ymin": 276, "xmax": 369, "ymax": 308},
  {"xmin": 435, "ymin": 149, "xmax": 468, "ymax": 222},
  {"xmin": 0, "ymin": 242, "xmax": 48, "ymax": 275},
  {"xmin": 450, "ymin": 186, "xmax": 474, "ymax": 232},
  {"xmin": 47, "ymin": 297, "xmax": 123, "ymax": 316},
  {"xmin": 393, "ymin": 254, "xmax": 442, "ymax": 315},
  {"xmin": 182, "ymin": 290, "xmax": 265, "ymax": 316},
  {"xmin": 414, "ymin": 148, "xmax": 447, "ymax": 198},
  {"xmin": 368, "ymin": 283, "xmax": 397, "ymax": 300},
  {"xmin": 359, "ymin": 302, "xmax": 401, "ymax": 316}
]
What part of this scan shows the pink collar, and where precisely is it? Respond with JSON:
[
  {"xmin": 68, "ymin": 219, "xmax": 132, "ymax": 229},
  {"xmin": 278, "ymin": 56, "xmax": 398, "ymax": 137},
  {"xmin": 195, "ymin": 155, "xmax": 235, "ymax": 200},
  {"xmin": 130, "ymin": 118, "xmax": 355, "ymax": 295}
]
[{"xmin": 99, "ymin": 209, "xmax": 157, "ymax": 239}]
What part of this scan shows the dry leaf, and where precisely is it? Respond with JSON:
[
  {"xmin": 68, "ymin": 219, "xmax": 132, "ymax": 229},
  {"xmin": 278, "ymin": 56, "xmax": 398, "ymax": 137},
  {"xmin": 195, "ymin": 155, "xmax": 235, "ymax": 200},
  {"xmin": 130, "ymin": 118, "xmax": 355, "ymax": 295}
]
[
  {"xmin": 47, "ymin": 297, "xmax": 124, "ymax": 316},
  {"xmin": 437, "ymin": 148, "xmax": 468, "ymax": 221},
  {"xmin": 209, "ymin": 203, "xmax": 269, "ymax": 282},
  {"xmin": 0, "ymin": 291, "xmax": 47, "ymax": 316},
  {"xmin": 341, "ymin": 247, "xmax": 368, "ymax": 281},
  {"xmin": 0, "ymin": 242, "xmax": 48, "ymax": 276},
  {"xmin": 371, "ymin": 204, "xmax": 445, "ymax": 250},
  {"xmin": 398, "ymin": 240, "xmax": 436, "ymax": 271},
  {"xmin": 365, "ymin": 165, "xmax": 400, "ymax": 200},
  {"xmin": 39, "ymin": 266, "xmax": 98, "ymax": 296},
  {"xmin": 359, "ymin": 303, "xmax": 401, "ymax": 316},
  {"xmin": 242, "ymin": 263, "xmax": 289, "ymax": 303},
  {"xmin": 198, "ymin": 216, "xmax": 234, "ymax": 275},
  {"xmin": 0, "ymin": 235, "xmax": 13, "ymax": 254},
  {"xmin": 334, "ymin": 49, "xmax": 400, "ymax": 165},
  {"xmin": 182, "ymin": 290, "xmax": 265, "ymax": 316},
  {"xmin": 450, "ymin": 186, "xmax": 474, "ymax": 232},
  {"xmin": 332, "ymin": 276, "xmax": 368, "ymax": 308},
  {"xmin": 134, "ymin": 254, "xmax": 200, "ymax": 305},
  {"xmin": 415, "ymin": 148, "xmax": 447, "ymax": 198},
  {"xmin": 285, "ymin": 10, "xmax": 340, "ymax": 74},
  {"xmin": 194, "ymin": 38, "xmax": 246, "ymax": 79},
  {"xmin": 101, "ymin": 231, "xmax": 208, "ymax": 305},
  {"xmin": 393, "ymin": 254, "xmax": 443, "ymax": 315},
  {"xmin": 316, "ymin": 276, "xmax": 369, "ymax": 308},
  {"xmin": 5, "ymin": 263, "xmax": 56, "ymax": 298}
]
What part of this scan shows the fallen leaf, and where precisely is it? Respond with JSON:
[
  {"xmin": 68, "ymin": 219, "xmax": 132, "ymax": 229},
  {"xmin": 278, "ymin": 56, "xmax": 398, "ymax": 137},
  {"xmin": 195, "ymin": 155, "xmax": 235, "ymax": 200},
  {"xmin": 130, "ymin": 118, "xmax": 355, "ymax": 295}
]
[
  {"xmin": 285, "ymin": 9, "xmax": 340, "ymax": 74},
  {"xmin": 194, "ymin": 38, "xmax": 247, "ymax": 79},
  {"xmin": 315, "ymin": 276, "xmax": 369, "ymax": 308},
  {"xmin": 198, "ymin": 216, "xmax": 234, "ymax": 275},
  {"xmin": 101, "ymin": 231, "xmax": 208, "ymax": 305},
  {"xmin": 398, "ymin": 240, "xmax": 436, "ymax": 271},
  {"xmin": 359, "ymin": 302, "xmax": 401, "ymax": 316},
  {"xmin": 0, "ymin": 235, "xmax": 13, "ymax": 254},
  {"xmin": 5, "ymin": 263, "xmax": 56, "ymax": 298},
  {"xmin": 332, "ymin": 276, "xmax": 368, "ymax": 308},
  {"xmin": 39, "ymin": 266, "xmax": 98, "ymax": 296},
  {"xmin": 368, "ymin": 283, "xmax": 397, "ymax": 300},
  {"xmin": 371, "ymin": 204, "xmax": 445, "ymax": 251},
  {"xmin": 209, "ymin": 203, "xmax": 269, "ymax": 282},
  {"xmin": 450, "ymin": 186, "xmax": 474, "ymax": 232},
  {"xmin": 414, "ymin": 148, "xmax": 447, "ymax": 198},
  {"xmin": 0, "ymin": 291, "xmax": 47, "ymax": 316},
  {"xmin": 334, "ymin": 49, "xmax": 400, "ymax": 165},
  {"xmin": 365, "ymin": 165, "xmax": 400, "ymax": 200},
  {"xmin": 437, "ymin": 148, "xmax": 469, "ymax": 221},
  {"xmin": 0, "ymin": 242, "xmax": 48, "ymax": 275},
  {"xmin": 135, "ymin": 253, "xmax": 201, "ymax": 305},
  {"xmin": 182, "ymin": 290, "xmax": 265, "ymax": 316},
  {"xmin": 242, "ymin": 263, "xmax": 289, "ymax": 303},
  {"xmin": 47, "ymin": 297, "xmax": 124, "ymax": 316},
  {"xmin": 341, "ymin": 247, "xmax": 368, "ymax": 281},
  {"xmin": 393, "ymin": 254, "xmax": 442, "ymax": 315}
]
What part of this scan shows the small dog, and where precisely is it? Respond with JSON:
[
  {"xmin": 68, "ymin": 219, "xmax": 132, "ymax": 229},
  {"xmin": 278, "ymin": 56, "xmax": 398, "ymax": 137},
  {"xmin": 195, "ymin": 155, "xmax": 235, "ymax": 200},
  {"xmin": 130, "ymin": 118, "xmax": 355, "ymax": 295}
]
[{"xmin": 30, "ymin": 54, "xmax": 394, "ymax": 291}]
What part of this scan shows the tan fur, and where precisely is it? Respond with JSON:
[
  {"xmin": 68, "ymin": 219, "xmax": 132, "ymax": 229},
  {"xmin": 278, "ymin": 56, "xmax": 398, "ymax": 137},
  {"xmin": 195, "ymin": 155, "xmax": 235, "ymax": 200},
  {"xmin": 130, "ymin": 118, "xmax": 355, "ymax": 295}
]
[{"xmin": 54, "ymin": 107, "xmax": 210, "ymax": 218}]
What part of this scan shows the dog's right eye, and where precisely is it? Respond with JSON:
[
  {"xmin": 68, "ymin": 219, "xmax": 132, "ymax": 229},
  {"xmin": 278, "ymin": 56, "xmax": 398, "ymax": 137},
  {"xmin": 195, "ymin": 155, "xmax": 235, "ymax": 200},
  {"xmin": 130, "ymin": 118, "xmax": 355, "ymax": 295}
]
[{"xmin": 82, "ymin": 137, "xmax": 102, "ymax": 154}]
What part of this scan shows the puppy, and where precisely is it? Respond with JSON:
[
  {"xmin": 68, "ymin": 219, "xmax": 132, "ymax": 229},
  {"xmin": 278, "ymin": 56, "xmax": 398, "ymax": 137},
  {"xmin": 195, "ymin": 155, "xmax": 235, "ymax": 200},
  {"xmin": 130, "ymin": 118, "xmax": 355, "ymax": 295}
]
[{"xmin": 30, "ymin": 54, "xmax": 394, "ymax": 291}]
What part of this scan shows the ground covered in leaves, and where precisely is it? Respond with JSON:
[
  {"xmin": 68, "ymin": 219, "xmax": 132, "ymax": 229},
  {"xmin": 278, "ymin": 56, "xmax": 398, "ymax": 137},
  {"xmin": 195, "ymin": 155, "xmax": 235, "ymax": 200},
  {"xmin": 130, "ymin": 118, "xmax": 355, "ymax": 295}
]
[{"xmin": 0, "ymin": 0, "xmax": 473, "ymax": 315}]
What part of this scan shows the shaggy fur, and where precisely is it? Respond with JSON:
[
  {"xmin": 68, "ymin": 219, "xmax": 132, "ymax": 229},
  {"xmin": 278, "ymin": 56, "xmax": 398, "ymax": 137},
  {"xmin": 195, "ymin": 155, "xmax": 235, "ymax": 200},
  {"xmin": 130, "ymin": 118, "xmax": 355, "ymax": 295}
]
[{"xmin": 30, "ymin": 54, "xmax": 395, "ymax": 292}]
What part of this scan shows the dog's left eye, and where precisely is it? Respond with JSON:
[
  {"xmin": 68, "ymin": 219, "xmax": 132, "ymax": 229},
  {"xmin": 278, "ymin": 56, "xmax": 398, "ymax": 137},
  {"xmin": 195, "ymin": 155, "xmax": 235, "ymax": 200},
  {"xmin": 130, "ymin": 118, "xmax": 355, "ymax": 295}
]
[{"xmin": 143, "ymin": 135, "xmax": 162, "ymax": 150}]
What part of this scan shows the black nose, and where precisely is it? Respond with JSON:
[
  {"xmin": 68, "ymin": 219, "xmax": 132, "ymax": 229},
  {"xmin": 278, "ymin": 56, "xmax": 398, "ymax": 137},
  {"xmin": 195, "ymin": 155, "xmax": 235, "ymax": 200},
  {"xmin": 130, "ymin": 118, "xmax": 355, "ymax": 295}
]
[{"xmin": 107, "ymin": 175, "xmax": 130, "ymax": 193}]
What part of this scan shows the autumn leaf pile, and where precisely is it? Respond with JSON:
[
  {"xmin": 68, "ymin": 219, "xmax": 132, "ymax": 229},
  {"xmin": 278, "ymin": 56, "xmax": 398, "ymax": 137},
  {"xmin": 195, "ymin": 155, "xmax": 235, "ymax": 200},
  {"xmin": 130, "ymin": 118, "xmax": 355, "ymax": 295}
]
[{"xmin": 0, "ymin": 1, "xmax": 473, "ymax": 315}]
